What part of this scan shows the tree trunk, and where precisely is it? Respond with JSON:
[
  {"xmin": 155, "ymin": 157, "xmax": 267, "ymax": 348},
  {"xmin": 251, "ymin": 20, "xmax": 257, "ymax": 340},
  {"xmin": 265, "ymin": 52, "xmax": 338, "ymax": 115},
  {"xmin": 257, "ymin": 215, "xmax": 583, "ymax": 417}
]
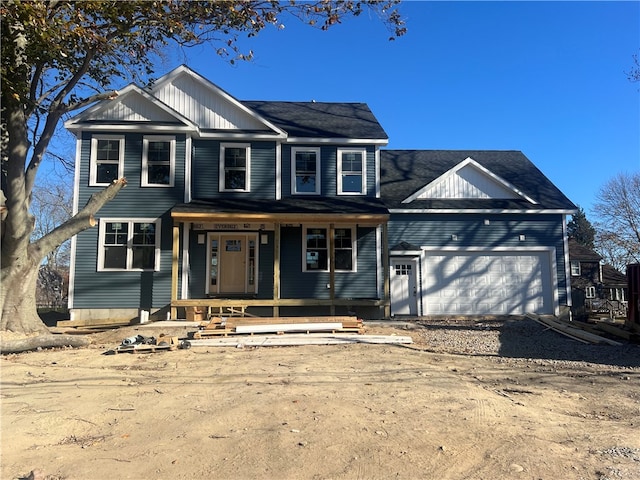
[{"xmin": 1, "ymin": 255, "xmax": 48, "ymax": 334}]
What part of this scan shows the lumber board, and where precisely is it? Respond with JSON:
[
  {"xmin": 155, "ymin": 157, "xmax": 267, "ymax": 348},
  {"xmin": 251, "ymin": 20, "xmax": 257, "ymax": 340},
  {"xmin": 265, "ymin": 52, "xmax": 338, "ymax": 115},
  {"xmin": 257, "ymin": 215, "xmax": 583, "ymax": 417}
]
[
  {"xmin": 57, "ymin": 317, "xmax": 132, "ymax": 328},
  {"xmin": 188, "ymin": 333, "xmax": 413, "ymax": 347},
  {"xmin": 114, "ymin": 344, "xmax": 175, "ymax": 354},
  {"xmin": 591, "ymin": 322, "xmax": 636, "ymax": 341},
  {"xmin": 235, "ymin": 322, "xmax": 344, "ymax": 334},
  {"xmin": 527, "ymin": 314, "xmax": 622, "ymax": 345}
]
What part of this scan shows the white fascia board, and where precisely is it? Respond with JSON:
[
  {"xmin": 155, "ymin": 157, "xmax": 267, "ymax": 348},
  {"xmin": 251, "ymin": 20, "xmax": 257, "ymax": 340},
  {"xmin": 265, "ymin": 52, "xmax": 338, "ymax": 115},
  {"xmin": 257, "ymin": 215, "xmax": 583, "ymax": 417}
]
[
  {"xmin": 390, "ymin": 249, "xmax": 422, "ymax": 256},
  {"xmin": 389, "ymin": 208, "xmax": 577, "ymax": 214},
  {"xmin": 420, "ymin": 245, "xmax": 555, "ymax": 253},
  {"xmin": 67, "ymin": 124, "xmax": 196, "ymax": 133},
  {"xmin": 65, "ymin": 84, "xmax": 198, "ymax": 131},
  {"xmin": 285, "ymin": 137, "xmax": 389, "ymax": 145},
  {"xmin": 196, "ymin": 131, "xmax": 286, "ymax": 139},
  {"xmin": 151, "ymin": 65, "xmax": 288, "ymax": 137},
  {"xmin": 402, "ymin": 157, "xmax": 538, "ymax": 205}
]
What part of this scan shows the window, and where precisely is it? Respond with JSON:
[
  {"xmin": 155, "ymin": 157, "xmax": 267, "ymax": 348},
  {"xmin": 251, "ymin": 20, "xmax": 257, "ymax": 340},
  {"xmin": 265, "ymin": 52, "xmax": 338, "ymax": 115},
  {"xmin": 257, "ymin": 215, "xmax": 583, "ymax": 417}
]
[
  {"xmin": 338, "ymin": 148, "xmax": 366, "ymax": 195},
  {"xmin": 142, "ymin": 136, "xmax": 175, "ymax": 186},
  {"xmin": 395, "ymin": 264, "xmax": 412, "ymax": 276},
  {"xmin": 98, "ymin": 219, "xmax": 160, "ymax": 271},
  {"xmin": 220, "ymin": 143, "xmax": 250, "ymax": 192},
  {"xmin": 570, "ymin": 261, "xmax": 581, "ymax": 276},
  {"xmin": 334, "ymin": 227, "xmax": 356, "ymax": 271},
  {"xmin": 304, "ymin": 227, "xmax": 328, "ymax": 271},
  {"xmin": 90, "ymin": 136, "xmax": 124, "ymax": 186},
  {"xmin": 585, "ymin": 286, "xmax": 596, "ymax": 299},
  {"xmin": 291, "ymin": 147, "xmax": 321, "ymax": 194},
  {"xmin": 303, "ymin": 226, "xmax": 357, "ymax": 272}
]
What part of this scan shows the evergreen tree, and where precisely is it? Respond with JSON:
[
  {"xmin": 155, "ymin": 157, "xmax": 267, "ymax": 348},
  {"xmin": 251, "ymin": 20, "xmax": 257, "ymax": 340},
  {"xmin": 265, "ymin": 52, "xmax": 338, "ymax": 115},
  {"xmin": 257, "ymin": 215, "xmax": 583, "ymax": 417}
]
[{"xmin": 567, "ymin": 206, "xmax": 596, "ymax": 249}]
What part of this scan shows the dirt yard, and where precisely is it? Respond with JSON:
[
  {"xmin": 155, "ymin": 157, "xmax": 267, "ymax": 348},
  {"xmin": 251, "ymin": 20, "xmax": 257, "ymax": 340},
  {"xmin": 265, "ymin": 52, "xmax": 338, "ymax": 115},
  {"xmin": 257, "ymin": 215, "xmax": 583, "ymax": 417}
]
[{"xmin": 1, "ymin": 317, "xmax": 639, "ymax": 480}]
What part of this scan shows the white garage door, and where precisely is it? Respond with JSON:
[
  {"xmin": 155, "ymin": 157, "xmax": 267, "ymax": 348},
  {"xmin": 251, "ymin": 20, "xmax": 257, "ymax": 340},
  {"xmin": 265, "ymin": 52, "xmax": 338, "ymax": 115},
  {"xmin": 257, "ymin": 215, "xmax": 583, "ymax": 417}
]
[{"xmin": 422, "ymin": 251, "xmax": 554, "ymax": 315}]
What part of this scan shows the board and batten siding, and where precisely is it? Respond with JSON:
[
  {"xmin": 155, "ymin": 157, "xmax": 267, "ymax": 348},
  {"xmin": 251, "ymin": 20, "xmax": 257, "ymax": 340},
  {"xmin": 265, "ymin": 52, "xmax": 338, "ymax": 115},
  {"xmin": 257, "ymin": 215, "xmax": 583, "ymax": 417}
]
[
  {"xmin": 191, "ymin": 140, "xmax": 276, "ymax": 199},
  {"xmin": 387, "ymin": 213, "xmax": 569, "ymax": 305},
  {"xmin": 72, "ymin": 132, "xmax": 186, "ymax": 309}
]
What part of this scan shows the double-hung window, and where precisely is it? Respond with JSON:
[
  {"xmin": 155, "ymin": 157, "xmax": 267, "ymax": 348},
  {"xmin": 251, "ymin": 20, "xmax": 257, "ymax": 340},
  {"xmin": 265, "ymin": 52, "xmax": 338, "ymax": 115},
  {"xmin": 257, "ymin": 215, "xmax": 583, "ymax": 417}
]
[
  {"xmin": 142, "ymin": 136, "xmax": 175, "ymax": 187},
  {"xmin": 292, "ymin": 147, "xmax": 321, "ymax": 195},
  {"xmin": 337, "ymin": 148, "xmax": 366, "ymax": 195},
  {"xmin": 98, "ymin": 219, "xmax": 161, "ymax": 271},
  {"xmin": 570, "ymin": 261, "xmax": 581, "ymax": 276},
  {"xmin": 220, "ymin": 143, "xmax": 250, "ymax": 192},
  {"xmin": 90, "ymin": 135, "xmax": 124, "ymax": 186},
  {"xmin": 303, "ymin": 226, "xmax": 356, "ymax": 272}
]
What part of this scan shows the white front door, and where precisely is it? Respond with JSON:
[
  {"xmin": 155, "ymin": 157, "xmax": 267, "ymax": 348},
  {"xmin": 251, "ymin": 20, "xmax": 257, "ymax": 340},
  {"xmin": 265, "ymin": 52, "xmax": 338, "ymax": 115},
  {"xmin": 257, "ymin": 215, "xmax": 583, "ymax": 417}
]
[{"xmin": 390, "ymin": 258, "xmax": 418, "ymax": 316}]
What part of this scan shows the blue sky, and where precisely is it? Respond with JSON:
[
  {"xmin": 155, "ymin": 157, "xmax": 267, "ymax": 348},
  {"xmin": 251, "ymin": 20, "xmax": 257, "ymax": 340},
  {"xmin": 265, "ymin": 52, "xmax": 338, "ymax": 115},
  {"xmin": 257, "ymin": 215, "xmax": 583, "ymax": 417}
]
[
  {"xmin": 50, "ymin": 1, "xmax": 637, "ymax": 217},
  {"xmin": 158, "ymin": 0, "xmax": 638, "ymax": 216}
]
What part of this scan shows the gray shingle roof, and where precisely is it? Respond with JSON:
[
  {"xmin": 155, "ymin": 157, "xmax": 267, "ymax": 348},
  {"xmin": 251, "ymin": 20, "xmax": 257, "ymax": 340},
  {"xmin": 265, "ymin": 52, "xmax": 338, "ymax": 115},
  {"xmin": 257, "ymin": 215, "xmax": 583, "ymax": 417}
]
[
  {"xmin": 380, "ymin": 150, "xmax": 576, "ymax": 211},
  {"xmin": 243, "ymin": 101, "xmax": 388, "ymax": 140}
]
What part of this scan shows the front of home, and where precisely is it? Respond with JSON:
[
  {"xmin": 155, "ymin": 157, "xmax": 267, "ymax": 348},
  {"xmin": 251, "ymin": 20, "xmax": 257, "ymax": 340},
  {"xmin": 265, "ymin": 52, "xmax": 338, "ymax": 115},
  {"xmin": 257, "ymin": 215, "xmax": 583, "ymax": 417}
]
[{"xmin": 65, "ymin": 66, "xmax": 576, "ymax": 323}]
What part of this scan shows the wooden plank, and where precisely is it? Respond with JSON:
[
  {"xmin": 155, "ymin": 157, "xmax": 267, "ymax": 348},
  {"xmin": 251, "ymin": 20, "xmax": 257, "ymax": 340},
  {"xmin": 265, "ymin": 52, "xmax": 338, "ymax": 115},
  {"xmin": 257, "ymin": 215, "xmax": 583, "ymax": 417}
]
[
  {"xmin": 114, "ymin": 344, "xmax": 175, "ymax": 354},
  {"xmin": 188, "ymin": 333, "xmax": 412, "ymax": 347},
  {"xmin": 57, "ymin": 317, "xmax": 132, "ymax": 328},
  {"xmin": 235, "ymin": 323, "xmax": 343, "ymax": 334},
  {"xmin": 527, "ymin": 314, "xmax": 622, "ymax": 346},
  {"xmin": 223, "ymin": 316, "xmax": 359, "ymax": 325},
  {"xmin": 592, "ymin": 322, "xmax": 636, "ymax": 341}
]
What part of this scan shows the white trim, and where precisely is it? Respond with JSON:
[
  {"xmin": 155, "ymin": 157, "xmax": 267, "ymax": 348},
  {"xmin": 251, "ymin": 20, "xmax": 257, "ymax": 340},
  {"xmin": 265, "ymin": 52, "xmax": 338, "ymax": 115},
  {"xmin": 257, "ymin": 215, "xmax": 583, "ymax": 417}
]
[
  {"xmin": 275, "ymin": 142, "xmax": 282, "ymax": 201},
  {"xmin": 291, "ymin": 147, "xmax": 321, "ymax": 195},
  {"xmin": 337, "ymin": 147, "xmax": 367, "ymax": 195},
  {"xmin": 303, "ymin": 225, "xmax": 329, "ymax": 273},
  {"xmin": 64, "ymin": 83, "xmax": 198, "ymax": 131},
  {"xmin": 97, "ymin": 218, "xmax": 162, "ymax": 271},
  {"xmin": 68, "ymin": 137, "xmax": 83, "ymax": 310},
  {"xmin": 563, "ymin": 215, "xmax": 573, "ymax": 308},
  {"xmin": 89, "ymin": 135, "xmax": 125, "ymax": 186},
  {"xmin": 198, "ymin": 131, "xmax": 285, "ymax": 139},
  {"xmin": 419, "ymin": 246, "xmax": 559, "ymax": 316},
  {"xmin": 302, "ymin": 225, "xmax": 357, "ymax": 273},
  {"xmin": 286, "ymin": 137, "xmax": 388, "ymax": 145},
  {"xmin": 181, "ymin": 225, "xmax": 190, "ymax": 299},
  {"xmin": 219, "ymin": 143, "xmax": 251, "ymax": 192},
  {"xmin": 389, "ymin": 208, "xmax": 577, "ymax": 214},
  {"xmin": 335, "ymin": 226, "xmax": 358, "ymax": 273},
  {"xmin": 375, "ymin": 147, "xmax": 381, "ymax": 198},
  {"xmin": 141, "ymin": 135, "xmax": 175, "ymax": 187},
  {"xmin": 184, "ymin": 135, "xmax": 192, "ymax": 203},
  {"xmin": 149, "ymin": 65, "xmax": 288, "ymax": 137},
  {"xmin": 402, "ymin": 157, "xmax": 538, "ymax": 204}
]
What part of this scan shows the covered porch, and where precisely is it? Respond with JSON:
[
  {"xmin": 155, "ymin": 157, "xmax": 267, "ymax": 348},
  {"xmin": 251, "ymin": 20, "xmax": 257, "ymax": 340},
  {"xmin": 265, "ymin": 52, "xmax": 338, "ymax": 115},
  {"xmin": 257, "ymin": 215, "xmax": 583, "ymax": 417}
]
[{"xmin": 169, "ymin": 198, "xmax": 391, "ymax": 320}]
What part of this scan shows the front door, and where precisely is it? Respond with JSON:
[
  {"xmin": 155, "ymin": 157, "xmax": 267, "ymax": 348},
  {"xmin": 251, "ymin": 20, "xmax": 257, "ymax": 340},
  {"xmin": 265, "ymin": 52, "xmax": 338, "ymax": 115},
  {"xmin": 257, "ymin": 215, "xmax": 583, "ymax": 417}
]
[
  {"xmin": 390, "ymin": 258, "xmax": 418, "ymax": 315},
  {"xmin": 219, "ymin": 236, "xmax": 247, "ymax": 293}
]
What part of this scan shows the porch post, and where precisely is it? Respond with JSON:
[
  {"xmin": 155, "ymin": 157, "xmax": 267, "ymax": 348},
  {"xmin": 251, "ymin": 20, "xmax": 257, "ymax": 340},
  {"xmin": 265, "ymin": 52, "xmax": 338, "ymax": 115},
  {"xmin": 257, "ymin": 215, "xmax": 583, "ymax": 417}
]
[
  {"xmin": 329, "ymin": 223, "xmax": 335, "ymax": 316},
  {"xmin": 382, "ymin": 222, "xmax": 390, "ymax": 318},
  {"xmin": 273, "ymin": 222, "xmax": 281, "ymax": 318},
  {"xmin": 171, "ymin": 222, "xmax": 180, "ymax": 319}
]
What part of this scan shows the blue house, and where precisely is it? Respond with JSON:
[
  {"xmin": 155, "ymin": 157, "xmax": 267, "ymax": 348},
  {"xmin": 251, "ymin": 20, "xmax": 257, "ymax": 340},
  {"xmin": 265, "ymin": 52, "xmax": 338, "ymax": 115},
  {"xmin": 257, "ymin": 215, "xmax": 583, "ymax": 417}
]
[{"xmin": 65, "ymin": 66, "xmax": 576, "ymax": 323}]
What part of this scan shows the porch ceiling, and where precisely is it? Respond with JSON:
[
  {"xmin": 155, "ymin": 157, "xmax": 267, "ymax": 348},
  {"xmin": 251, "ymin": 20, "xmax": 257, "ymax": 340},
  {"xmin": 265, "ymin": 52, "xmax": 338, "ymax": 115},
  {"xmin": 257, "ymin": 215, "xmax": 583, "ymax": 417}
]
[{"xmin": 171, "ymin": 197, "xmax": 389, "ymax": 224}]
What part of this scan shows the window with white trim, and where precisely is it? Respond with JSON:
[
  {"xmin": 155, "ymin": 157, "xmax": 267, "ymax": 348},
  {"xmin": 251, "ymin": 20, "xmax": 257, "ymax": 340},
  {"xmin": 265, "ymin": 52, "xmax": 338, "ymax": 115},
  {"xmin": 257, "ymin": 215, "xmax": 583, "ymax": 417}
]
[
  {"xmin": 98, "ymin": 219, "xmax": 161, "ymax": 271},
  {"xmin": 292, "ymin": 147, "xmax": 321, "ymax": 194},
  {"xmin": 337, "ymin": 148, "xmax": 366, "ymax": 195},
  {"xmin": 220, "ymin": 143, "xmax": 250, "ymax": 192},
  {"xmin": 142, "ymin": 136, "xmax": 175, "ymax": 186},
  {"xmin": 90, "ymin": 135, "xmax": 124, "ymax": 186},
  {"xmin": 303, "ymin": 226, "xmax": 357, "ymax": 272},
  {"xmin": 585, "ymin": 286, "xmax": 596, "ymax": 299},
  {"xmin": 570, "ymin": 260, "xmax": 581, "ymax": 276}
]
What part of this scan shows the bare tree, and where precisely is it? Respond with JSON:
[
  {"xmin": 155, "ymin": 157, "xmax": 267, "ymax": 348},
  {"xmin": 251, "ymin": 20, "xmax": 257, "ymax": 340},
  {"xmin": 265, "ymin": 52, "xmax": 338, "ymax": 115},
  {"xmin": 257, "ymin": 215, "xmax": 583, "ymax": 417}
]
[{"xmin": 593, "ymin": 172, "xmax": 640, "ymax": 273}]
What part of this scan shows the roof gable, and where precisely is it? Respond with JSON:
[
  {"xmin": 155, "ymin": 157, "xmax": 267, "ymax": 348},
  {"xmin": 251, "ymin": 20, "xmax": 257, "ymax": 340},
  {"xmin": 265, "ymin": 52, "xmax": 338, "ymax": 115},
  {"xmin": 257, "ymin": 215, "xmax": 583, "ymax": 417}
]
[
  {"xmin": 149, "ymin": 66, "xmax": 285, "ymax": 135},
  {"xmin": 65, "ymin": 84, "xmax": 196, "ymax": 130},
  {"xmin": 402, "ymin": 157, "xmax": 536, "ymax": 204}
]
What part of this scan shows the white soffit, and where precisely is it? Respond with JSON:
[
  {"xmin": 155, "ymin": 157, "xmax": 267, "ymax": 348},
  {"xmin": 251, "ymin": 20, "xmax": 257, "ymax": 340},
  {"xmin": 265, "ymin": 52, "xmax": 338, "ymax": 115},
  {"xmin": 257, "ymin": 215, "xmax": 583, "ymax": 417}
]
[
  {"xmin": 65, "ymin": 84, "xmax": 196, "ymax": 129},
  {"xmin": 150, "ymin": 66, "xmax": 286, "ymax": 135},
  {"xmin": 402, "ymin": 157, "xmax": 538, "ymax": 204}
]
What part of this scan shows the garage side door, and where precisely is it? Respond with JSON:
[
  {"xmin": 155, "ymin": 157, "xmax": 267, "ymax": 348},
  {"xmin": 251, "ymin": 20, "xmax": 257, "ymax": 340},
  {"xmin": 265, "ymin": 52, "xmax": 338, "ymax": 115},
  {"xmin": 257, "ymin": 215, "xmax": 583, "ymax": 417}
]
[{"xmin": 422, "ymin": 252, "xmax": 553, "ymax": 315}]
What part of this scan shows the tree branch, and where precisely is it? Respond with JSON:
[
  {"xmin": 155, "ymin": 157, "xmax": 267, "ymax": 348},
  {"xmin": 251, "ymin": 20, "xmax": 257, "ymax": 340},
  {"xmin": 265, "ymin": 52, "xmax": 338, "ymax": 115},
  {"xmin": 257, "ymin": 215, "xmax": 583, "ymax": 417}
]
[{"xmin": 31, "ymin": 178, "xmax": 127, "ymax": 262}]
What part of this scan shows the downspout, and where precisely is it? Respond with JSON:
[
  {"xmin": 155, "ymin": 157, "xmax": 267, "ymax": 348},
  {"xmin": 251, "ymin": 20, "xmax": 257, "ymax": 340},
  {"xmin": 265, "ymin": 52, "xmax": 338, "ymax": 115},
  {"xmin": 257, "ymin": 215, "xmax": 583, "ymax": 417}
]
[{"xmin": 562, "ymin": 215, "xmax": 573, "ymax": 321}]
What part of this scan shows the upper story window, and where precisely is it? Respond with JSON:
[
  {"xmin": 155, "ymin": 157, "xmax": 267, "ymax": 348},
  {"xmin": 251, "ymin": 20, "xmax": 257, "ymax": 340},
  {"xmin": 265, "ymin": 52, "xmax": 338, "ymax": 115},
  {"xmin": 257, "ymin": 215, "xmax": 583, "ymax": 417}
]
[
  {"xmin": 292, "ymin": 147, "xmax": 321, "ymax": 195},
  {"xmin": 142, "ymin": 136, "xmax": 175, "ymax": 187},
  {"xmin": 220, "ymin": 143, "xmax": 250, "ymax": 192},
  {"xmin": 98, "ymin": 218, "xmax": 161, "ymax": 271},
  {"xmin": 90, "ymin": 135, "xmax": 124, "ymax": 186},
  {"xmin": 570, "ymin": 260, "xmax": 581, "ymax": 276},
  {"xmin": 337, "ymin": 148, "xmax": 366, "ymax": 195},
  {"xmin": 303, "ymin": 226, "xmax": 357, "ymax": 272},
  {"xmin": 585, "ymin": 286, "xmax": 596, "ymax": 299}
]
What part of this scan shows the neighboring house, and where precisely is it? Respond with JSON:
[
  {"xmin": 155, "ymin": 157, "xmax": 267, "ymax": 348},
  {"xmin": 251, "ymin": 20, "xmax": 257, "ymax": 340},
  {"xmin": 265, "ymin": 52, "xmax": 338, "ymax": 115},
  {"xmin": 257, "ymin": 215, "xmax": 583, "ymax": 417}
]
[
  {"xmin": 64, "ymin": 66, "xmax": 576, "ymax": 323},
  {"xmin": 568, "ymin": 238, "xmax": 628, "ymax": 319}
]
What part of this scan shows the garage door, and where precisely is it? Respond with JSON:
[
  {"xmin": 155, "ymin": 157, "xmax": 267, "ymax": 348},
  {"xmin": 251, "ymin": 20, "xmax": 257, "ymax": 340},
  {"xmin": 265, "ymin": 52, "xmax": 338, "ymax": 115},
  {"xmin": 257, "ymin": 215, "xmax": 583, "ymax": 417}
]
[{"xmin": 422, "ymin": 251, "xmax": 554, "ymax": 315}]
